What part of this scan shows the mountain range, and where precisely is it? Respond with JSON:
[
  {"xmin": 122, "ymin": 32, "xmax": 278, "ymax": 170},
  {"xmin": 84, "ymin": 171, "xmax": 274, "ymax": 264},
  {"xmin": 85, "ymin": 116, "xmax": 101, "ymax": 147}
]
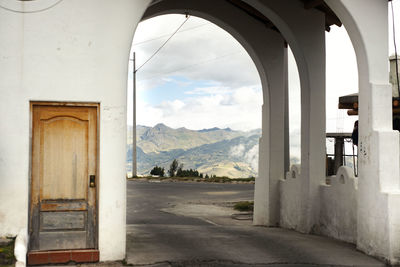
[{"xmin": 127, "ymin": 123, "xmax": 261, "ymax": 178}]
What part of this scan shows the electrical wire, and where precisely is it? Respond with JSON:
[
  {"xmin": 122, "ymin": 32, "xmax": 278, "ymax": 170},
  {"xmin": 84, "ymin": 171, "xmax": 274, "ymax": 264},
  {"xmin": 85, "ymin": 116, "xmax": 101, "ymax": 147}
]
[
  {"xmin": 137, "ymin": 50, "xmax": 243, "ymax": 82},
  {"xmin": 133, "ymin": 23, "xmax": 210, "ymax": 46},
  {"xmin": 391, "ymin": 0, "xmax": 400, "ymax": 96},
  {"xmin": 135, "ymin": 15, "xmax": 190, "ymax": 73},
  {"xmin": 0, "ymin": 0, "xmax": 64, "ymax": 13}
]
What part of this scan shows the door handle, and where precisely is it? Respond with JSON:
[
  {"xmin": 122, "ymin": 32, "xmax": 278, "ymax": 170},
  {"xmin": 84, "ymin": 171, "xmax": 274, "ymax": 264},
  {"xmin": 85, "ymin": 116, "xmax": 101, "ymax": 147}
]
[{"xmin": 89, "ymin": 175, "xmax": 96, "ymax": 188}]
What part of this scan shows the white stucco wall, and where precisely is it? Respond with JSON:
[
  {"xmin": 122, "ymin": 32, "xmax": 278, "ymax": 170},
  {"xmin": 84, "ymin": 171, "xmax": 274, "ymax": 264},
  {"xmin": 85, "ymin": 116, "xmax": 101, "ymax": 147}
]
[
  {"xmin": 0, "ymin": 0, "xmax": 150, "ymax": 261},
  {"xmin": 282, "ymin": 165, "xmax": 357, "ymax": 244},
  {"xmin": 320, "ymin": 167, "xmax": 357, "ymax": 244},
  {"xmin": 280, "ymin": 165, "xmax": 302, "ymax": 230}
]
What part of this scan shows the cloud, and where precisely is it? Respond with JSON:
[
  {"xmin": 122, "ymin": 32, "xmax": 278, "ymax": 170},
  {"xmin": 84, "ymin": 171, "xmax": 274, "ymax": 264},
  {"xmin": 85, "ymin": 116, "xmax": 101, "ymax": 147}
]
[
  {"xmin": 137, "ymin": 85, "xmax": 262, "ymax": 131},
  {"xmin": 245, "ymin": 144, "xmax": 259, "ymax": 170},
  {"xmin": 230, "ymin": 144, "xmax": 245, "ymax": 157},
  {"xmin": 185, "ymin": 86, "xmax": 231, "ymax": 95},
  {"xmin": 132, "ymin": 15, "xmax": 261, "ymax": 91},
  {"xmin": 230, "ymin": 143, "xmax": 259, "ymax": 171}
]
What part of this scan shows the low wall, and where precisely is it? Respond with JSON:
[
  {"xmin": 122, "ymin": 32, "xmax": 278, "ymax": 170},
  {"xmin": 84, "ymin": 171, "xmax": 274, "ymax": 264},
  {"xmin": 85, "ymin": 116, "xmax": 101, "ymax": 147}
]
[
  {"xmin": 280, "ymin": 165, "xmax": 358, "ymax": 244},
  {"xmin": 280, "ymin": 164, "xmax": 302, "ymax": 230},
  {"xmin": 319, "ymin": 166, "xmax": 357, "ymax": 243}
]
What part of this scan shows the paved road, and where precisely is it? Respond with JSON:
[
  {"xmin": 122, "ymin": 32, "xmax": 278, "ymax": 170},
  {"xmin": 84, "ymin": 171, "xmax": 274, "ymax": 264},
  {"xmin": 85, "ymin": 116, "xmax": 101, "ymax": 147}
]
[
  {"xmin": 127, "ymin": 180, "xmax": 254, "ymax": 225},
  {"xmin": 126, "ymin": 180, "xmax": 385, "ymax": 267}
]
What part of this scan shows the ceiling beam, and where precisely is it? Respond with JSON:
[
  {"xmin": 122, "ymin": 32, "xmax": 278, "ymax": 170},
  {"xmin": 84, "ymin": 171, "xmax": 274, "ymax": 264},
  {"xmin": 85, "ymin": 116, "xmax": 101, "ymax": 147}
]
[
  {"xmin": 324, "ymin": 11, "xmax": 342, "ymax": 27},
  {"xmin": 304, "ymin": 0, "xmax": 324, "ymax": 9},
  {"xmin": 226, "ymin": 0, "xmax": 280, "ymax": 33}
]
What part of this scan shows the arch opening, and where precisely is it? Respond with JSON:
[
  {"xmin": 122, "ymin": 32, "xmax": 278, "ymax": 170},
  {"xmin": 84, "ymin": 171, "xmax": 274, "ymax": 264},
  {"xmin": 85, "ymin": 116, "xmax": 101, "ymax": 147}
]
[{"xmin": 127, "ymin": 14, "xmax": 264, "ymax": 179}]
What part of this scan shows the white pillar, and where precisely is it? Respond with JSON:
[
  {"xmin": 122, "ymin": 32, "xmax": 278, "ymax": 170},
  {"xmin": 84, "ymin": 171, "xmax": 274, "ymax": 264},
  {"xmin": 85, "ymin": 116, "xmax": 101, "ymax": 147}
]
[
  {"xmin": 326, "ymin": 0, "xmax": 400, "ymax": 263},
  {"xmin": 244, "ymin": 0, "xmax": 326, "ymax": 232},
  {"xmin": 254, "ymin": 42, "xmax": 286, "ymax": 226},
  {"xmin": 298, "ymin": 24, "xmax": 326, "ymax": 233}
]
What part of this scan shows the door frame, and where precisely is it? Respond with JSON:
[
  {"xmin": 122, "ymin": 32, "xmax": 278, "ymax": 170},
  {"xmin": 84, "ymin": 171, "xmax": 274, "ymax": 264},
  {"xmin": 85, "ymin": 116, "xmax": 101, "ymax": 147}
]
[{"xmin": 28, "ymin": 101, "xmax": 100, "ymax": 262}]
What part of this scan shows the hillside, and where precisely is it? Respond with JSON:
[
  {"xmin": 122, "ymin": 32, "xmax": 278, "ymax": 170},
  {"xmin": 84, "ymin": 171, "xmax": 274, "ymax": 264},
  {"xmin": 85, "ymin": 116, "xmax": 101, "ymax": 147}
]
[
  {"xmin": 131, "ymin": 123, "xmax": 248, "ymax": 153},
  {"xmin": 127, "ymin": 124, "xmax": 261, "ymax": 178}
]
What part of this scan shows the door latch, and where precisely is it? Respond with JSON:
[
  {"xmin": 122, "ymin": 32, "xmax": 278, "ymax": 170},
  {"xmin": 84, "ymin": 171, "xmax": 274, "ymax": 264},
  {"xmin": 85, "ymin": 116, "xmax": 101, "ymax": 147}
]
[{"xmin": 89, "ymin": 175, "xmax": 96, "ymax": 188}]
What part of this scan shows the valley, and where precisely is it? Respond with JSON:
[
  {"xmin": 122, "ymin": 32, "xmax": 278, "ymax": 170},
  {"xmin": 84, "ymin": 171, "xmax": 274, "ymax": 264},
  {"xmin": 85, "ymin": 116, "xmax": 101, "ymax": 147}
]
[{"xmin": 127, "ymin": 123, "xmax": 261, "ymax": 178}]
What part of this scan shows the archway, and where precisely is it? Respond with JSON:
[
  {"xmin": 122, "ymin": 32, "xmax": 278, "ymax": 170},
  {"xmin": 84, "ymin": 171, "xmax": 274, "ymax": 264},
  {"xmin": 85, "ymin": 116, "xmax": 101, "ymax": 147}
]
[
  {"xmin": 138, "ymin": 0, "xmax": 289, "ymax": 228},
  {"xmin": 129, "ymin": 14, "xmax": 263, "ymax": 179}
]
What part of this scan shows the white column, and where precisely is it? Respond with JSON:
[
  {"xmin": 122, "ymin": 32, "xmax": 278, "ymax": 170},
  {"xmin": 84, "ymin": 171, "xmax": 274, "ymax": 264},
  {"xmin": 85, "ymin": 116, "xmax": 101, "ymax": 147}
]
[
  {"xmin": 251, "ymin": 31, "xmax": 286, "ymax": 227},
  {"xmin": 326, "ymin": 0, "xmax": 400, "ymax": 263},
  {"xmin": 254, "ymin": 42, "xmax": 286, "ymax": 226},
  {"xmin": 244, "ymin": 0, "xmax": 326, "ymax": 232},
  {"xmin": 298, "ymin": 26, "xmax": 326, "ymax": 233}
]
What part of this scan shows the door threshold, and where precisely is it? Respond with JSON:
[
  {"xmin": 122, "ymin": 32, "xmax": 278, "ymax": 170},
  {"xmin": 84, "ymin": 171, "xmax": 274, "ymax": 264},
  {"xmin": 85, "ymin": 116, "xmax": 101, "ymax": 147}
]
[{"xmin": 28, "ymin": 249, "xmax": 99, "ymax": 265}]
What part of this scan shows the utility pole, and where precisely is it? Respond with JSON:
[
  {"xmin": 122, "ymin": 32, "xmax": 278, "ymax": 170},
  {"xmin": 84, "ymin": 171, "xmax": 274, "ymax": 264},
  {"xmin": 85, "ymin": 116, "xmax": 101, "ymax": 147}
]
[
  {"xmin": 128, "ymin": 15, "xmax": 188, "ymax": 178},
  {"xmin": 131, "ymin": 52, "xmax": 137, "ymax": 177}
]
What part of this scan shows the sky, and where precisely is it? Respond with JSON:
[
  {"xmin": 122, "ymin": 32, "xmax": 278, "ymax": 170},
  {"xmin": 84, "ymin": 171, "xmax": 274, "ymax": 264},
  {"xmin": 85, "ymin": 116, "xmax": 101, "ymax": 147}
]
[
  {"xmin": 127, "ymin": 1, "xmax": 400, "ymax": 159},
  {"xmin": 128, "ymin": 15, "xmax": 261, "ymax": 131}
]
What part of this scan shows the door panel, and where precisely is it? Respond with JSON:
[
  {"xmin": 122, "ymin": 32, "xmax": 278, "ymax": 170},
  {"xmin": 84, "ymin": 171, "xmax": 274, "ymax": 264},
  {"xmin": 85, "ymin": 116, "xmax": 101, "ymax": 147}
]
[
  {"xmin": 30, "ymin": 104, "xmax": 98, "ymax": 251},
  {"xmin": 41, "ymin": 117, "xmax": 88, "ymax": 200},
  {"xmin": 39, "ymin": 231, "xmax": 87, "ymax": 250}
]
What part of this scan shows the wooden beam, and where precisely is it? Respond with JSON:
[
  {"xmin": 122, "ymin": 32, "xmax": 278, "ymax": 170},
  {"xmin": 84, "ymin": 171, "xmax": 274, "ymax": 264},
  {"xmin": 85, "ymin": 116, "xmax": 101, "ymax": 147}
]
[
  {"xmin": 325, "ymin": 11, "xmax": 342, "ymax": 27},
  {"xmin": 338, "ymin": 102, "xmax": 355, "ymax": 109},
  {"xmin": 226, "ymin": 0, "xmax": 283, "ymax": 35},
  {"xmin": 325, "ymin": 25, "xmax": 331, "ymax": 32},
  {"xmin": 348, "ymin": 108, "xmax": 400, "ymax": 116},
  {"xmin": 347, "ymin": 109, "xmax": 358, "ymax": 116},
  {"xmin": 304, "ymin": 0, "xmax": 324, "ymax": 9}
]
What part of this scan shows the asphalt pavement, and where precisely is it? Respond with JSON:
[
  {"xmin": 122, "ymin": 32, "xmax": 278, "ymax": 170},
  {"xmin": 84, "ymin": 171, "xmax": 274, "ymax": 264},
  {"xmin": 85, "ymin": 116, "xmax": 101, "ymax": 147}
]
[
  {"xmin": 126, "ymin": 180, "xmax": 385, "ymax": 267},
  {"xmin": 126, "ymin": 180, "xmax": 254, "ymax": 225},
  {"xmin": 32, "ymin": 180, "xmax": 385, "ymax": 266}
]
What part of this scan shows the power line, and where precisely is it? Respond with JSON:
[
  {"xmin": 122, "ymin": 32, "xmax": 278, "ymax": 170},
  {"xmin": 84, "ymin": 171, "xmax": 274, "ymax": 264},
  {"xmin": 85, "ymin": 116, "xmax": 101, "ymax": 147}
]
[
  {"xmin": 135, "ymin": 15, "xmax": 190, "ymax": 73},
  {"xmin": 0, "ymin": 0, "xmax": 64, "ymax": 13},
  {"xmin": 133, "ymin": 23, "xmax": 210, "ymax": 46},
  {"xmin": 137, "ymin": 50, "xmax": 244, "ymax": 82}
]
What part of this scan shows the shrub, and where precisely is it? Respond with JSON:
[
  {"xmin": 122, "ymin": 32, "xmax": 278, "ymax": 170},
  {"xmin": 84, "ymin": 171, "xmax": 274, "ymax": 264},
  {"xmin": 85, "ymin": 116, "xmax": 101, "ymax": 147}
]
[
  {"xmin": 150, "ymin": 166, "xmax": 165, "ymax": 177},
  {"xmin": 234, "ymin": 201, "xmax": 254, "ymax": 212}
]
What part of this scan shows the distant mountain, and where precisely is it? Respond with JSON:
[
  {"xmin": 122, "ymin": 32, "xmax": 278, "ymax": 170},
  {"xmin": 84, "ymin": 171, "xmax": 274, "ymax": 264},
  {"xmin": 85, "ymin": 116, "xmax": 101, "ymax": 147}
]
[
  {"xmin": 198, "ymin": 127, "xmax": 232, "ymax": 132},
  {"xmin": 198, "ymin": 127, "xmax": 221, "ymax": 132},
  {"xmin": 134, "ymin": 123, "xmax": 246, "ymax": 154},
  {"xmin": 127, "ymin": 124, "xmax": 261, "ymax": 178}
]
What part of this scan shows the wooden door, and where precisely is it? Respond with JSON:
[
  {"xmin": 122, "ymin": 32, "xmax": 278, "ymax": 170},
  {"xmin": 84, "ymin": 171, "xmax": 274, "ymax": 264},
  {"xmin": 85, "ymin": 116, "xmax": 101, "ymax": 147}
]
[{"xmin": 29, "ymin": 104, "xmax": 98, "ymax": 251}]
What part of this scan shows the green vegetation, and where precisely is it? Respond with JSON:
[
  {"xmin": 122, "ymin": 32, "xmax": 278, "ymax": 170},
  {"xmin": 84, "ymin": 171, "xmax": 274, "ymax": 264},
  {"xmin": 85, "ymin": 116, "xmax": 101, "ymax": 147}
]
[
  {"xmin": 168, "ymin": 159, "xmax": 179, "ymax": 177},
  {"xmin": 167, "ymin": 159, "xmax": 204, "ymax": 178},
  {"xmin": 150, "ymin": 165, "xmax": 165, "ymax": 177},
  {"xmin": 132, "ymin": 158, "xmax": 256, "ymax": 183},
  {"xmin": 128, "ymin": 175, "xmax": 255, "ymax": 183},
  {"xmin": 234, "ymin": 201, "xmax": 254, "ymax": 212},
  {"xmin": 0, "ymin": 237, "xmax": 15, "ymax": 267}
]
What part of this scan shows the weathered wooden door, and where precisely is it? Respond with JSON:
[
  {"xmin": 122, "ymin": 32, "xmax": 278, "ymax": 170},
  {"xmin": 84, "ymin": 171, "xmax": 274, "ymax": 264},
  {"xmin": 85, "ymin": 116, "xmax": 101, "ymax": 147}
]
[{"xmin": 29, "ymin": 104, "xmax": 98, "ymax": 251}]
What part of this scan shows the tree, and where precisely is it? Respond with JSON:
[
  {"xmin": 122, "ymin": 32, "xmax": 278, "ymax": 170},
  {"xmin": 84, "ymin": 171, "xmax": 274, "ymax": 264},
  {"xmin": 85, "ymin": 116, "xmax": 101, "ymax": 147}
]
[
  {"xmin": 150, "ymin": 166, "xmax": 165, "ymax": 177},
  {"xmin": 168, "ymin": 159, "xmax": 179, "ymax": 177}
]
